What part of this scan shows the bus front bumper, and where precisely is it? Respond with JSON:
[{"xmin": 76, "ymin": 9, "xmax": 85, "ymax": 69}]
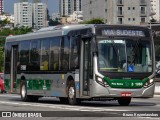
[{"xmin": 91, "ymin": 83, "xmax": 155, "ymax": 98}]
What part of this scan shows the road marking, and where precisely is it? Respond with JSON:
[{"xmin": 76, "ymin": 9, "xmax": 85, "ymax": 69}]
[{"xmin": 0, "ymin": 100, "xmax": 129, "ymax": 112}]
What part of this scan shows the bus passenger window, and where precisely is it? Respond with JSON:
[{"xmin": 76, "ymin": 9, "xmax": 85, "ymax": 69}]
[
  {"xmin": 30, "ymin": 41, "xmax": 40, "ymax": 71},
  {"xmin": 40, "ymin": 39, "xmax": 50, "ymax": 71},
  {"xmin": 70, "ymin": 37, "xmax": 80, "ymax": 69},
  {"xmin": 50, "ymin": 37, "xmax": 60, "ymax": 71},
  {"xmin": 60, "ymin": 36, "xmax": 70, "ymax": 70}
]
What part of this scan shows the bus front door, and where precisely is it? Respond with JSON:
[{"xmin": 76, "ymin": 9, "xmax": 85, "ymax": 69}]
[
  {"xmin": 11, "ymin": 45, "xmax": 18, "ymax": 93},
  {"xmin": 82, "ymin": 40, "xmax": 91, "ymax": 96}
]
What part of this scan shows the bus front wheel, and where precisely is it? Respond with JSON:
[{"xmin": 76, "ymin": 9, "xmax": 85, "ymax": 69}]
[{"xmin": 118, "ymin": 97, "xmax": 131, "ymax": 106}]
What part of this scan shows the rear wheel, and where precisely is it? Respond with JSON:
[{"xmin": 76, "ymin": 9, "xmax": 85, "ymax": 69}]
[
  {"xmin": 20, "ymin": 81, "xmax": 38, "ymax": 102},
  {"xmin": 21, "ymin": 82, "xmax": 29, "ymax": 101},
  {"xmin": 67, "ymin": 80, "xmax": 81, "ymax": 105},
  {"xmin": 118, "ymin": 97, "xmax": 131, "ymax": 106}
]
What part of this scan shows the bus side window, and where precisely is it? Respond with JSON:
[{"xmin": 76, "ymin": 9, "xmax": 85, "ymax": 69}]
[
  {"xmin": 70, "ymin": 36, "xmax": 80, "ymax": 69},
  {"xmin": 50, "ymin": 37, "xmax": 60, "ymax": 71},
  {"xmin": 20, "ymin": 41, "xmax": 30, "ymax": 71},
  {"xmin": 60, "ymin": 36, "xmax": 70, "ymax": 70},
  {"xmin": 30, "ymin": 40, "xmax": 40, "ymax": 71},
  {"xmin": 40, "ymin": 39, "xmax": 50, "ymax": 71}
]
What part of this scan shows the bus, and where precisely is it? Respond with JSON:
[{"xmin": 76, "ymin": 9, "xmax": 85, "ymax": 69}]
[{"xmin": 4, "ymin": 24, "xmax": 155, "ymax": 106}]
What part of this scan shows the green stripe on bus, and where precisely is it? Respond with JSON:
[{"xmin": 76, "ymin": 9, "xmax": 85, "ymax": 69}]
[{"xmin": 4, "ymin": 79, "xmax": 52, "ymax": 91}]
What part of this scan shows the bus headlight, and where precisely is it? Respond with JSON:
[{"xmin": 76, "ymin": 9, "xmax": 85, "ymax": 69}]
[
  {"xmin": 96, "ymin": 76, "xmax": 109, "ymax": 87},
  {"xmin": 144, "ymin": 79, "xmax": 154, "ymax": 88}
]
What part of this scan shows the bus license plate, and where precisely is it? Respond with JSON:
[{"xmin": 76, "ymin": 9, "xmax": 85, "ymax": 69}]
[{"xmin": 121, "ymin": 92, "xmax": 132, "ymax": 97}]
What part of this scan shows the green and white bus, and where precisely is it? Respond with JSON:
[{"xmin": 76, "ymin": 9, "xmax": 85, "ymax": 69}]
[{"xmin": 4, "ymin": 24, "xmax": 155, "ymax": 106}]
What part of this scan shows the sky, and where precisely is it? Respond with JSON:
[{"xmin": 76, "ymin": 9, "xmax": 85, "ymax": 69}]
[{"xmin": 4, "ymin": 0, "xmax": 59, "ymax": 15}]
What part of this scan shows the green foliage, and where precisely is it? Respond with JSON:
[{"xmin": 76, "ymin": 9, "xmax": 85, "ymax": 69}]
[
  {"xmin": 80, "ymin": 18, "xmax": 104, "ymax": 24},
  {"xmin": 0, "ymin": 26, "xmax": 32, "ymax": 72},
  {"xmin": 48, "ymin": 19, "xmax": 61, "ymax": 26}
]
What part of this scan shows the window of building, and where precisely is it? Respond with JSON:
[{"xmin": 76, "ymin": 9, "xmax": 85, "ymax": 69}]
[
  {"xmin": 141, "ymin": 7, "xmax": 146, "ymax": 14},
  {"xmin": 118, "ymin": 7, "xmax": 123, "ymax": 15},
  {"xmin": 141, "ymin": 17, "xmax": 145, "ymax": 23},
  {"xmin": 118, "ymin": 17, "xmax": 123, "ymax": 24}
]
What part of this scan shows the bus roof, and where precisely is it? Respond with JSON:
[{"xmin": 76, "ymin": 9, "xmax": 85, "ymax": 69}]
[{"xmin": 6, "ymin": 24, "xmax": 150, "ymax": 43}]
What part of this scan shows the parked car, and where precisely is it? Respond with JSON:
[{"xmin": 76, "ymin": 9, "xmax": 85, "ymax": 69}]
[{"xmin": 0, "ymin": 73, "xmax": 5, "ymax": 93}]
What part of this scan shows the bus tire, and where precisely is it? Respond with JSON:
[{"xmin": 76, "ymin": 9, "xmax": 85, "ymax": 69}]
[
  {"xmin": 67, "ymin": 80, "xmax": 80, "ymax": 105},
  {"xmin": 118, "ymin": 97, "xmax": 131, "ymax": 106},
  {"xmin": 20, "ymin": 81, "xmax": 31, "ymax": 102}
]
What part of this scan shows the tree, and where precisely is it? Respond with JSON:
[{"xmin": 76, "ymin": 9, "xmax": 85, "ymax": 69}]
[
  {"xmin": 48, "ymin": 19, "xmax": 61, "ymax": 26},
  {"xmin": 0, "ymin": 27, "xmax": 32, "ymax": 72},
  {"xmin": 80, "ymin": 18, "xmax": 104, "ymax": 24}
]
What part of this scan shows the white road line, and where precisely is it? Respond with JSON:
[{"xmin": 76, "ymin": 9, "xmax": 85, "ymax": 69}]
[{"xmin": 0, "ymin": 100, "xmax": 129, "ymax": 112}]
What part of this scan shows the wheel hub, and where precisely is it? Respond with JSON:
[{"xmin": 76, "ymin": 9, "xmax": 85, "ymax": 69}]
[
  {"xmin": 69, "ymin": 87, "xmax": 75, "ymax": 99},
  {"xmin": 21, "ymin": 85, "xmax": 26, "ymax": 98}
]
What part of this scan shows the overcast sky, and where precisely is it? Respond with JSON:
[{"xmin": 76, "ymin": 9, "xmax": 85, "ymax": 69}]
[{"xmin": 4, "ymin": 0, "xmax": 59, "ymax": 15}]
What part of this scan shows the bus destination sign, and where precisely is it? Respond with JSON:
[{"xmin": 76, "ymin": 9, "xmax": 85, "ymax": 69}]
[{"xmin": 101, "ymin": 29, "xmax": 146, "ymax": 37}]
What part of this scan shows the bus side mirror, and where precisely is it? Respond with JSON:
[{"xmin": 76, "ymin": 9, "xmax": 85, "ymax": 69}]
[{"xmin": 156, "ymin": 69, "xmax": 160, "ymax": 75}]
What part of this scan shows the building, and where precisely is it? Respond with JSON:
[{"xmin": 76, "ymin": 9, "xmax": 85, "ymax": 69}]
[
  {"xmin": 59, "ymin": 0, "xmax": 81, "ymax": 17},
  {"xmin": 0, "ymin": 0, "xmax": 3, "ymax": 15},
  {"xmin": 150, "ymin": 0, "xmax": 160, "ymax": 22},
  {"xmin": 33, "ymin": 2, "xmax": 47, "ymax": 29},
  {"xmin": 52, "ymin": 13, "xmax": 60, "ymax": 21},
  {"xmin": 82, "ymin": 0, "xmax": 151, "ymax": 25},
  {"xmin": 14, "ymin": 0, "xmax": 47, "ymax": 29},
  {"xmin": 72, "ymin": 11, "xmax": 83, "ymax": 23},
  {"xmin": 14, "ymin": 1, "xmax": 32, "ymax": 27},
  {"xmin": 0, "ymin": 14, "xmax": 14, "ymax": 23}
]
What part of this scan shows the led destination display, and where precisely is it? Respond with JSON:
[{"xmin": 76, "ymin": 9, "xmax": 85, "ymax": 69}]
[
  {"xmin": 102, "ymin": 29, "xmax": 145, "ymax": 37},
  {"xmin": 96, "ymin": 27, "xmax": 150, "ymax": 37}
]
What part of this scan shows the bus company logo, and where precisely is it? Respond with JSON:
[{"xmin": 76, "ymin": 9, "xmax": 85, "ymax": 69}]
[{"xmin": 2, "ymin": 112, "xmax": 11, "ymax": 117}]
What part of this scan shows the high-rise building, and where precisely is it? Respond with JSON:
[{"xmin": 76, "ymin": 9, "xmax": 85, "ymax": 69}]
[
  {"xmin": 33, "ymin": 2, "xmax": 47, "ymax": 29},
  {"xmin": 0, "ymin": 0, "xmax": 4, "ymax": 14},
  {"xmin": 14, "ymin": 1, "xmax": 47, "ymax": 29},
  {"xmin": 59, "ymin": 0, "xmax": 81, "ymax": 17},
  {"xmin": 82, "ymin": 0, "xmax": 151, "ymax": 25},
  {"xmin": 150, "ymin": 0, "xmax": 160, "ymax": 22},
  {"xmin": 14, "ymin": 2, "xmax": 32, "ymax": 27}
]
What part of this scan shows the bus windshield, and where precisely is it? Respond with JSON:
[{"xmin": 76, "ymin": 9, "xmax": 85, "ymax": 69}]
[{"xmin": 97, "ymin": 38, "xmax": 152, "ymax": 73}]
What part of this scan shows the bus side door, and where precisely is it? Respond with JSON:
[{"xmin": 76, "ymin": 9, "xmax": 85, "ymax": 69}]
[
  {"xmin": 81, "ymin": 40, "xmax": 92, "ymax": 96},
  {"xmin": 11, "ymin": 45, "xmax": 19, "ymax": 93}
]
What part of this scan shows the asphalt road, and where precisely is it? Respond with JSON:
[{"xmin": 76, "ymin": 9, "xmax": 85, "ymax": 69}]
[{"xmin": 0, "ymin": 94, "xmax": 159, "ymax": 120}]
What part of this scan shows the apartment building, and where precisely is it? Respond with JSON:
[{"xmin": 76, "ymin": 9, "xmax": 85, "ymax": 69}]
[
  {"xmin": 150, "ymin": 0, "xmax": 160, "ymax": 22},
  {"xmin": 14, "ymin": 2, "xmax": 32, "ymax": 27},
  {"xmin": 33, "ymin": 2, "xmax": 47, "ymax": 29},
  {"xmin": 0, "ymin": 0, "xmax": 3, "ymax": 14},
  {"xmin": 14, "ymin": 1, "xmax": 47, "ymax": 29},
  {"xmin": 59, "ymin": 0, "xmax": 81, "ymax": 16},
  {"xmin": 82, "ymin": 0, "xmax": 151, "ymax": 25}
]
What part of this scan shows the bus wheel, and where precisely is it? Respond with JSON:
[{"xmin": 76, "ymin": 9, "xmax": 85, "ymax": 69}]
[
  {"xmin": 67, "ymin": 80, "xmax": 79, "ymax": 105},
  {"xmin": 118, "ymin": 97, "xmax": 131, "ymax": 106},
  {"xmin": 20, "ymin": 82, "xmax": 30, "ymax": 102}
]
